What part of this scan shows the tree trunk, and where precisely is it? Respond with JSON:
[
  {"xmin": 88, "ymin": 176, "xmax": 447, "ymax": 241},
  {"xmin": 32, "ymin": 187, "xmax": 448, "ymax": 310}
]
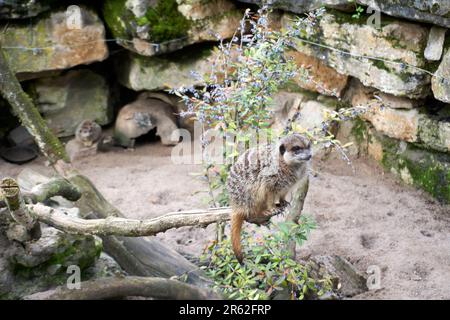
[{"xmin": 0, "ymin": 49, "xmax": 68, "ymax": 164}]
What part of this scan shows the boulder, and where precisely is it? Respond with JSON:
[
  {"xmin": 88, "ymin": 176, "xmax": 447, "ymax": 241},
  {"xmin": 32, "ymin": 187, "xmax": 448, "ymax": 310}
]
[
  {"xmin": 27, "ymin": 69, "xmax": 112, "ymax": 138},
  {"xmin": 0, "ymin": 7, "xmax": 108, "ymax": 79},
  {"xmin": 117, "ymin": 45, "xmax": 215, "ymax": 91},
  {"xmin": 238, "ymin": 0, "xmax": 450, "ymax": 27},
  {"xmin": 417, "ymin": 111, "xmax": 450, "ymax": 154},
  {"xmin": 103, "ymin": 0, "xmax": 242, "ymax": 56},
  {"xmin": 349, "ymin": 80, "xmax": 421, "ymax": 142},
  {"xmin": 361, "ymin": 106, "xmax": 420, "ymax": 143},
  {"xmin": 139, "ymin": 92, "xmax": 196, "ymax": 133},
  {"xmin": 368, "ymin": 129, "xmax": 450, "ymax": 203},
  {"xmin": 308, "ymin": 255, "xmax": 368, "ymax": 298},
  {"xmin": 357, "ymin": 0, "xmax": 450, "ymax": 28},
  {"xmin": 7, "ymin": 126, "xmax": 36, "ymax": 149},
  {"xmin": 270, "ymin": 90, "xmax": 339, "ymax": 154},
  {"xmin": 431, "ymin": 48, "xmax": 450, "ymax": 103},
  {"xmin": 283, "ymin": 11, "xmax": 431, "ymax": 98},
  {"xmin": 0, "ymin": 224, "xmax": 102, "ymax": 299},
  {"xmin": 342, "ymin": 119, "xmax": 450, "ymax": 203},
  {"xmin": 349, "ymin": 80, "xmax": 450, "ymax": 153},
  {"xmin": 424, "ymin": 26, "xmax": 447, "ymax": 61},
  {"xmin": 285, "ymin": 50, "xmax": 349, "ymax": 97}
]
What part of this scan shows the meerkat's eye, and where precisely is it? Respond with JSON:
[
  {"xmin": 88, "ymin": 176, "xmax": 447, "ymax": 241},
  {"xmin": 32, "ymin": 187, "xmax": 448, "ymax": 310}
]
[
  {"xmin": 291, "ymin": 146, "xmax": 302, "ymax": 153},
  {"xmin": 279, "ymin": 144, "xmax": 286, "ymax": 155}
]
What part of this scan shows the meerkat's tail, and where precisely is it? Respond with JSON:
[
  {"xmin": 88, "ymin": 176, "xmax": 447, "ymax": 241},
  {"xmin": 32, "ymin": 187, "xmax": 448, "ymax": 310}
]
[{"xmin": 230, "ymin": 210, "xmax": 245, "ymax": 264}]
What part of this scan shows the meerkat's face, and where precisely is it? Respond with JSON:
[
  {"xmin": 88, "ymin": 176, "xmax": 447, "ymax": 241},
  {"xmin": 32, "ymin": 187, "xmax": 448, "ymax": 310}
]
[
  {"xmin": 78, "ymin": 121, "xmax": 95, "ymax": 140},
  {"xmin": 279, "ymin": 133, "xmax": 312, "ymax": 166}
]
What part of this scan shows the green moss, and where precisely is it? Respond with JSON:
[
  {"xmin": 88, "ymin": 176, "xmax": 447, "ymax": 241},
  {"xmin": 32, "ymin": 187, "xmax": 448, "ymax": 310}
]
[
  {"xmin": 402, "ymin": 153, "xmax": 450, "ymax": 203},
  {"xmin": 431, "ymin": 3, "xmax": 441, "ymax": 15},
  {"xmin": 377, "ymin": 133, "xmax": 450, "ymax": 203},
  {"xmin": 103, "ymin": 0, "xmax": 190, "ymax": 43},
  {"xmin": 383, "ymin": 35, "xmax": 408, "ymax": 50},
  {"xmin": 103, "ymin": 0, "xmax": 130, "ymax": 38},
  {"xmin": 372, "ymin": 59, "xmax": 392, "ymax": 73},
  {"xmin": 12, "ymin": 236, "xmax": 102, "ymax": 279},
  {"xmin": 328, "ymin": 9, "xmax": 367, "ymax": 26},
  {"xmin": 350, "ymin": 117, "xmax": 369, "ymax": 146},
  {"xmin": 144, "ymin": 0, "xmax": 190, "ymax": 42}
]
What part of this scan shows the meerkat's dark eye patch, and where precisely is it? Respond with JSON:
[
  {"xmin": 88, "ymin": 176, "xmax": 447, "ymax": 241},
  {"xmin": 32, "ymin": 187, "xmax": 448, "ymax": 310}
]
[
  {"xmin": 291, "ymin": 145, "xmax": 302, "ymax": 153},
  {"xmin": 279, "ymin": 144, "xmax": 286, "ymax": 155}
]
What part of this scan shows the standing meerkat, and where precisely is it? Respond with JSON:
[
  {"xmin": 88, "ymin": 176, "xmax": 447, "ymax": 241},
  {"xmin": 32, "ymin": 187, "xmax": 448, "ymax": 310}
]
[
  {"xmin": 226, "ymin": 133, "xmax": 312, "ymax": 263},
  {"xmin": 75, "ymin": 120, "xmax": 102, "ymax": 147}
]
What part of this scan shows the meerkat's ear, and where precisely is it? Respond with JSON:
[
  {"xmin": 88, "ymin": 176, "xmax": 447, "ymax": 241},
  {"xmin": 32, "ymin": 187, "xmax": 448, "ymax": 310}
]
[{"xmin": 279, "ymin": 144, "xmax": 286, "ymax": 155}]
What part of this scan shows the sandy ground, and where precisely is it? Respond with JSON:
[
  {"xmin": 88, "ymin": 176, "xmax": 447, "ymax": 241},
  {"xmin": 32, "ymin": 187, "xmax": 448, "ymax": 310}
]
[{"xmin": 1, "ymin": 141, "xmax": 449, "ymax": 300}]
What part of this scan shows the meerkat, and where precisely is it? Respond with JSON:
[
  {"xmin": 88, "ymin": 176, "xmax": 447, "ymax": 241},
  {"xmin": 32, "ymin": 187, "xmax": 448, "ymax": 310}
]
[
  {"xmin": 226, "ymin": 133, "xmax": 312, "ymax": 263},
  {"xmin": 114, "ymin": 93, "xmax": 180, "ymax": 148},
  {"xmin": 66, "ymin": 120, "xmax": 103, "ymax": 161},
  {"xmin": 75, "ymin": 120, "xmax": 102, "ymax": 147}
]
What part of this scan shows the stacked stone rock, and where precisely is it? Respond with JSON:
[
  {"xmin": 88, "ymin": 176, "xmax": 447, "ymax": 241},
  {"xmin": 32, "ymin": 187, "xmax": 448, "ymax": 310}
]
[
  {"xmin": 0, "ymin": 0, "xmax": 450, "ymax": 202},
  {"xmin": 0, "ymin": 0, "xmax": 243, "ymax": 139},
  {"xmin": 254, "ymin": 0, "xmax": 450, "ymax": 203}
]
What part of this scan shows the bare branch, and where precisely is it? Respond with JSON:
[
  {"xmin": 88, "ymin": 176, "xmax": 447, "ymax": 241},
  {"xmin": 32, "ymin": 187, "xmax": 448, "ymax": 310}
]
[
  {"xmin": 30, "ymin": 204, "xmax": 231, "ymax": 237},
  {"xmin": 24, "ymin": 276, "xmax": 222, "ymax": 300},
  {"xmin": 3, "ymin": 176, "xmax": 231, "ymax": 238},
  {"xmin": 26, "ymin": 177, "xmax": 82, "ymax": 203}
]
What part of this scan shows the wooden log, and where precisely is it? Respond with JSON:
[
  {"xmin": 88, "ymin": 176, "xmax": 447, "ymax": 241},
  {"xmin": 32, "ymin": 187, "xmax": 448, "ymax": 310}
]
[
  {"xmin": 16, "ymin": 169, "xmax": 214, "ymax": 287},
  {"xmin": 24, "ymin": 276, "xmax": 221, "ymax": 300}
]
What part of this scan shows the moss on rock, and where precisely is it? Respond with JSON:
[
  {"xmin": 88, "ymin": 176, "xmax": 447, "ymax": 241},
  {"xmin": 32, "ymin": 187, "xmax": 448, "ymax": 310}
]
[
  {"xmin": 345, "ymin": 118, "xmax": 450, "ymax": 203},
  {"xmin": 374, "ymin": 130, "xmax": 450, "ymax": 203},
  {"xmin": 103, "ymin": 0, "xmax": 190, "ymax": 43}
]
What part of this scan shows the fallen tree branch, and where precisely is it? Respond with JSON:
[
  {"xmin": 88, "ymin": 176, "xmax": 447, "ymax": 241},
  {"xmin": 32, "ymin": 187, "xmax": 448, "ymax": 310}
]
[
  {"xmin": 24, "ymin": 276, "xmax": 221, "ymax": 300},
  {"xmin": 26, "ymin": 177, "xmax": 82, "ymax": 204},
  {"xmin": 0, "ymin": 177, "xmax": 81, "ymax": 209},
  {"xmin": 3, "ymin": 176, "xmax": 232, "ymax": 237},
  {"xmin": 30, "ymin": 203, "xmax": 231, "ymax": 237},
  {"xmin": 30, "ymin": 172, "xmax": 214, "ymax": 286}
]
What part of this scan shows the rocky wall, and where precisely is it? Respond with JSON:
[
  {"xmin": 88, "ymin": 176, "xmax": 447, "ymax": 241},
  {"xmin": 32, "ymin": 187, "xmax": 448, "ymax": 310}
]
[{"xmin": 0, "ymin": 0, "xmax": 449, "ymax": 203}]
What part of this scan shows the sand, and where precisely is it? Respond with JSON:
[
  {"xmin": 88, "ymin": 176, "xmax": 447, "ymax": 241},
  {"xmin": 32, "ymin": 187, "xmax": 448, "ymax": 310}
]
[{"xmin": 1, "ymin": 141, "xmax": 449, "ymax": 299}]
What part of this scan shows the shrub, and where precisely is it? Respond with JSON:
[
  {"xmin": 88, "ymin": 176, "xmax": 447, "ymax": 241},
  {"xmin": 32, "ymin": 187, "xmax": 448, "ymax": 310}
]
[{"xmin": 200, "ymin": 216, "xmax": 333, "ymax": 300}]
